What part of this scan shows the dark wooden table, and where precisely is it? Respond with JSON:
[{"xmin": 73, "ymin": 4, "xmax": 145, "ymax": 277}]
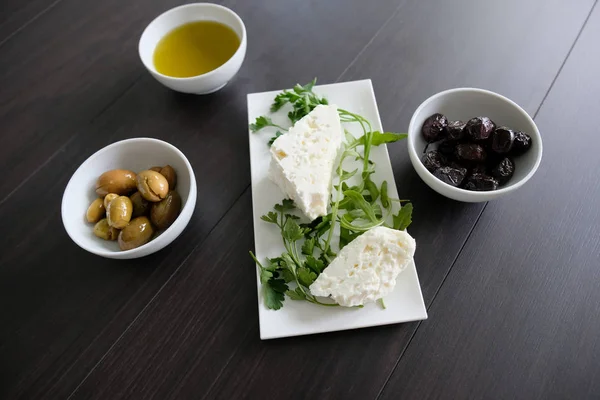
[{"xmin": 1, "ymin": 0, "xmax": 599, "ymax": 399}]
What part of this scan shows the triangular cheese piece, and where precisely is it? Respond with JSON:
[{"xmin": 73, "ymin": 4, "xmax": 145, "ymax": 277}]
[
  {"xmin": 310, "ymin": 227, "xmax": 416, "ymax": 307},
  {"xmin": 269, "ymin": 105, "xmax": 343, "ymax": 221}
]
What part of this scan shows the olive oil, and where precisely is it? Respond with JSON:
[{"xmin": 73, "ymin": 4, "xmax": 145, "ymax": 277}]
[{"xmin": 153, "ymin": 21, "xmax": 240, "ymax": 78}]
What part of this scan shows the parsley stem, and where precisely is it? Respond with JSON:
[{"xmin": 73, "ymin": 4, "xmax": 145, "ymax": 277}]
[{"xmin": 249, "ymin": 251, "xmax": 265, "ymax": 271}]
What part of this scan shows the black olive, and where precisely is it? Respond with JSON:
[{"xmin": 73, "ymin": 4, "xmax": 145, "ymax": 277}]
[
  {"xmin": 465, "ymin": 117, "xmax": 496, "ymax": 142},
  {"xmin": 491, "ymin": 157, "xmax": 515, "ymax": 185},
  {"xmin": 421, "ymin": 113, "xmax": 448, "ymax": 143},
  {"xmin": 422, "ymin": 151, "xmax": 446, "ymax": 172},
  {"xmin": 470, "ymin": 164, "xmax": 488, "ymax": 176},
  {"xmin": 464, "ymin": 173, "xmax": 499, "ymax": 191},
  {"xmin": 455, "ymin": 143, "xmax": 487, "ymax": 163},
  {"xmin": 511, "ymin": 131, "xmax": 532, "ymax": 155},
  {"xmin": 438, "ymin": 140, "xmax": 458, "ymax": 157},
  {"xmin": 433, "ymin": 166, "xmax": 467, "ymax": 187},
  {"xmin": 446, "ymin": 120, "xmax": 466, "ymax": 140},
  {"xmin": 491, "ymin": 127, "xmax": 515, "ymax": 153}
]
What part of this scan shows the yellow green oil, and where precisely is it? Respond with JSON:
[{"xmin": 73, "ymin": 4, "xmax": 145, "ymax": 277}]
[{"xmin": 153, "ymin": 21, "xmax": 240, "ymax": 78}]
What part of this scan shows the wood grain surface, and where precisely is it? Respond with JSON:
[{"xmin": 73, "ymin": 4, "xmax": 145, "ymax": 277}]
[
  {"xmin": 0, "ymin": 0, "xmax": 598, "ymax": 399},
  {"xmin": 379, "ymin": 4, "xmax": 600, "ymax": 399}
]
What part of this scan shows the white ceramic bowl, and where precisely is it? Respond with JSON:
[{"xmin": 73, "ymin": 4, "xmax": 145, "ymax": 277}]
[
  {"xmin": 62, "ymin": 138, "xmax": 197, "ymax": 259},
  {"xmin": 138, "ymin": 3, "xmax": 247, "ymax": 94},
  {"xmin": 408, "ymin": 88, "xmax": 543, "ymax": 202}
]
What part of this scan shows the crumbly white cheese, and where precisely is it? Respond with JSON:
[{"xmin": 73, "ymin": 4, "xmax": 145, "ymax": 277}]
[
  {"xmin": 309, "ymin": 226, "xmax": 416, "ymax": 307},
  {"xmin": 269, "ymin": 104, "xmax": 343, "ymax": 221}
]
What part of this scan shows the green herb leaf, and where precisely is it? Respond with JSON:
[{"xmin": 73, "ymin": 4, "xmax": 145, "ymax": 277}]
[
  {"xmin": 344, "ymin": 130, "xmax": 356, "ymax": 144},
  {"xmin": 305, "ymin": 256, "xmax": 325, "ymax": 274},
  {"xmin": 269, "ymin": 278, "xmax": 288, "ymax": 293},
  {"xmin": 260, "ymin": 211, "xmax": 278, "ymax": 224},
  {"xmin": 274, "ymin": 199, "xmax": 295, "ymax": 212},
  {"xmin": 281, "ymin": 253, "xmax": 296, "ymax": 272},
  {"xmin": 286, "ymin": 287, "xmax": 306, "ymax": 300},
  {"xmin": 301, "ymin": 237, "xmax": 315, "ymax": 256},
  {"xmin": 340, "ymin": 168, "xmax": 358, "ymax": 181},
  {"xmin": 380, "ymin": 181, "xmax": 390, "ymax": 208},
  {"xmin": 281, "ymin": 269, "xmax": 295, "ymax": 283},
  {"xmin": 250, "ymin": 116, "xmax": 283, "ymax": 133},
  {"xmin": 297, "ymin": 267, "xmax": 317, "ymax": 287},
  {"xmin": 370, "ymin": 131, "xmax": 408, "ymax": 146},
  {"xmin": 302, "ymin": 78, "xmax": 317, "ymax": 91},
  {"xmin": 340, "ymin": 227, "xmax": 361, "ymax": 249},
  {"xmin": 343, "ymin": 190, "xmax": 379, "ymax": 222},
  {"xmin": 283, "ymin": 218, "xmax": 304, "ymax": 242},
  {"xmin": 378, "ymin": 298, "xmax": 387, "ymax": 309},
  {"xmin": 268, "ymin": 131, "xmax": 284, "ymax": 146},
  {"xmin": 364, "ymin": 178, "xmax": 380, "ymax": 203},
  {"xmin": 264, "ymin": 278, "xmax": 288, "ymax": 310},
  {"xmin": 265, "ymin": 257, "xmax": 282, "ymax": 271},
  {"xmin": 393, "ymin": 202, "xmax": 413, "ymax": 230},
  {"xmin": 260, "ymin": 269, "xmax": 273, "ymax": 285}
]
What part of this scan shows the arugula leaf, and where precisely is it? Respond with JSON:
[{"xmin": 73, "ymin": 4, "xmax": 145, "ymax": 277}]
[
  {"xmin": 305, "ymin": 256, "xmax": 325, "ymax": 274},
  {"xmin": 274, "ymin": 199, "xmax": 295, "ymax": 212},
  {"xmin": 364, "ymin": 178, "xmax": 380, "ymax": 203},
  {"xmin": 260, "ymin": 211, "xmax": 278, "ymax": 224},
  {"xmin": 301, "ymin": 237, "xmax": 315, "ymax": 256},
  {"xmin": 340, "ymin": 168, "xmax": 358, "ymax": 181},
  {"xmin": 380, "ymin": 181, "xmax": 390, "ymax": 208},
  {"xmin": 297, "ymin": 267, "xmax": 317, "ymax": 287},
  {"xmin": 343, "ymin": 190, "xmax": 379, "ymax": 222},
  {"xmin": 393, "ymin": 202, "xmax": 413, "ymax": 230},
  {"xmin": 250, "ymin": 116, "xmax": 284, "ymax": 133},
  {"xmin": 286, "ymin": 287, "xmax": 306, "ymax": 300},
  {"xmin": 283, "ymin": 218, "xmax": 304, "ymax": 242},
  {"xmin": 344, "ymin": 130, "xmax": 356, "ymax": 145},
  {"xmin": 268, "ymin": 131, "xmax": 284, "ymax": 146},
  {"xmin": 370, "ymin": 132, "xmax": 408, "ymax": 146}
]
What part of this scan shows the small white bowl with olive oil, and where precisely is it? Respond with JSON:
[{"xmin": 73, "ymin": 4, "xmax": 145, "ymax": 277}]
[{"xmin": 139, "ymin": 3, "xmax": 246, "ymax": 94}]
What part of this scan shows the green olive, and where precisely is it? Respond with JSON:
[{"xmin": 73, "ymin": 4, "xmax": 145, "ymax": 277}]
[
  {"xmin": 107, "ymin": 196, "xmax": 133, "ymax": 229},
  {"xmin": 103, "ymin": 193, "xmax": 119, "ymax": 209},
  {"xmin": 96, "ymin": 169, "xmax": 137, "ymax": 196},
  {"xmin": 86, "ymin": 198, "xmax": 105, "ymax": 223},
  {"xmin": 130, "ymin": 191, "xmax": 150, "ymax": 218},
  {"xmin": 118, "ymin": 216, "xmax": 154, "ymax": 250},
  {"xmin": 93, "ymin": 218, "xmax": 119, "ymax": 240},
  {"xmin": 151, "ymin": 191, "xmax": 182, "ymax": 229},
  {"xmin": 159, "ymin": 165, "xmax": 177, "ymax": 190},
  {"xmin": 136, "ymin": 170, "xmax": 169, "ymax": 202}
]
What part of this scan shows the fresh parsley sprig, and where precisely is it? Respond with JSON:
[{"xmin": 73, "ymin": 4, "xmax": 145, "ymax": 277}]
[
  {"xmin": 249, "ymin": 116, "xmax": 286, "ymax": 133},
  {"xmin": 257, "ymin": 200, "xmax": 338, "ymax": 308}
]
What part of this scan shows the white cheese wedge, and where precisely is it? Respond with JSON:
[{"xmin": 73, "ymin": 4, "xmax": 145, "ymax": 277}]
[
  {"xmin": 269, "ymin": 104, "xmax": 343, "ymax": 221},
  {"xmin": 309, "ymin": 226, "xmax": 416, "ymax": 307}
]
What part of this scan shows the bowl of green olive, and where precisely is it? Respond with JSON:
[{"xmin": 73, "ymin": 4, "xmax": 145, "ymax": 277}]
[{"xmin": 61, "ymin": 138, "xmax": 196, "ymax": 259}]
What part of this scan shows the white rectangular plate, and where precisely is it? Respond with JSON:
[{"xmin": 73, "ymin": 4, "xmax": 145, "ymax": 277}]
[{"xmin": 248, "ymin": 79, "xmax": 427, "ymax": 340}]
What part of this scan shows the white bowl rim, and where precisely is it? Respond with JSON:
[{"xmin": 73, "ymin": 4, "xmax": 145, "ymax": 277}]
[
  {"xmin": 61, "ymin": 137, "xmax": 196, "ymax": 258},
  {"xmin": 138, "ymin": 3, "xmax": 247, "ymax": 82},
  {"xmin": 408, "ymin": 87, "xmax": 543, "ymax": 198}
]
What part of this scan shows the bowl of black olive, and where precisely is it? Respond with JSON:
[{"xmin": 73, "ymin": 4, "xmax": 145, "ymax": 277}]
[{"xmin": 408, "ymin": 88, "xmax": 542, "ymax": 202}]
